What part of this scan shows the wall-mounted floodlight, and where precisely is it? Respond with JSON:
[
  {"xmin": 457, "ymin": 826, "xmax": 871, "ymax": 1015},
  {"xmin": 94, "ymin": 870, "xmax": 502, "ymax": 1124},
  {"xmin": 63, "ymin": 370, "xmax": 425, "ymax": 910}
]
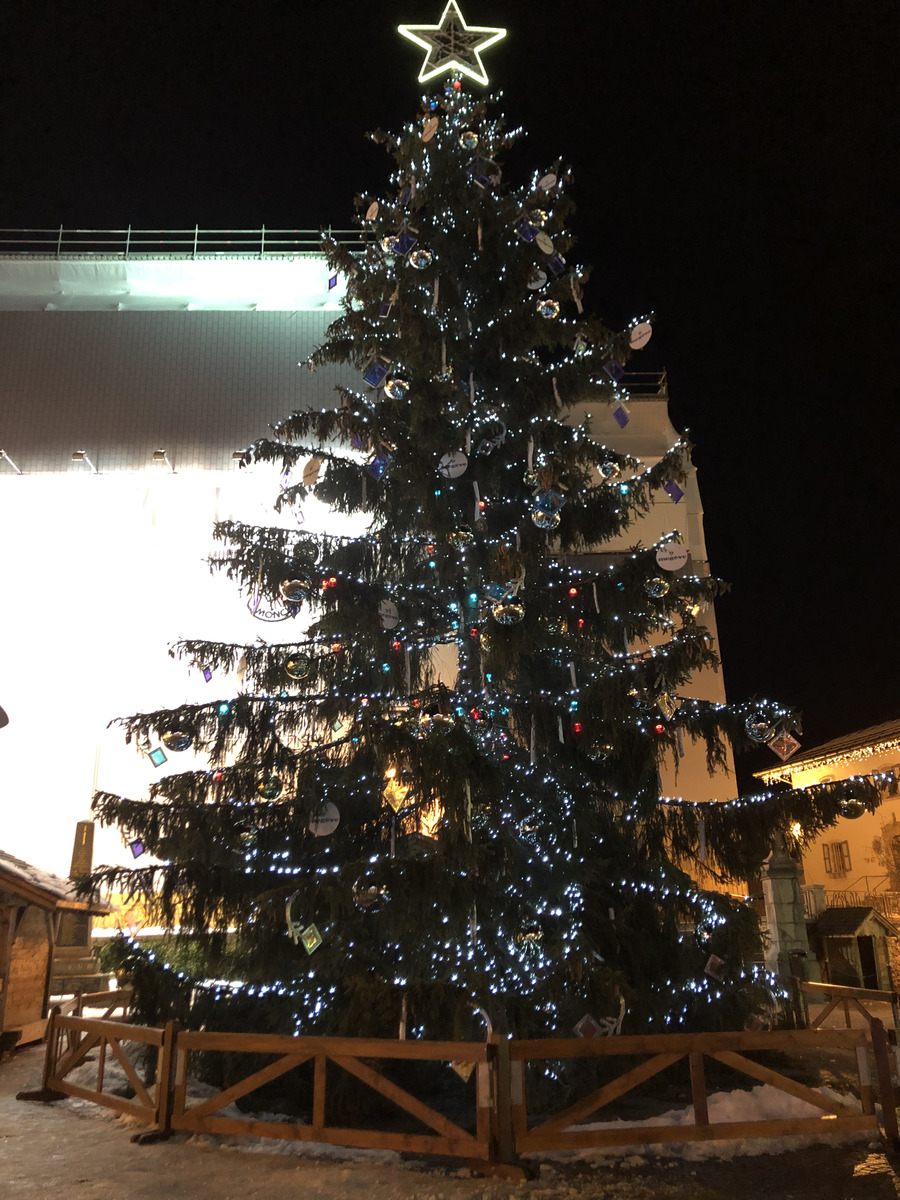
[
  {"xmin": 151, "ymin": 449, "xmax": 174, "ymax": 472},
  {"xmin": 71, "ymin": 449, "xmax": 98, "ymax": 473},
  {"xmin": 0, "ymin": 449, "xmax": 22, "ymax": 474}
]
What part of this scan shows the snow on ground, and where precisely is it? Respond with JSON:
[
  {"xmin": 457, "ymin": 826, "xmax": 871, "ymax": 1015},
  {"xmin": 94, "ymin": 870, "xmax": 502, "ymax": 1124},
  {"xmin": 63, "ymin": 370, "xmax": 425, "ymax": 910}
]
[{"xmin": 64, "ymin": 1030, "xmax": 873, "ymax": 1166}]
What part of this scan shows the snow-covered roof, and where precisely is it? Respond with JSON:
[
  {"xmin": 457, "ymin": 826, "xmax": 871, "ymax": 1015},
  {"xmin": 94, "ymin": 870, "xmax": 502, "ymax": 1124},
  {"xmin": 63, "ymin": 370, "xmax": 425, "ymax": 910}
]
[{"xmin": 0, "ymin": 847, "xmax": 108, "ymax": 911}]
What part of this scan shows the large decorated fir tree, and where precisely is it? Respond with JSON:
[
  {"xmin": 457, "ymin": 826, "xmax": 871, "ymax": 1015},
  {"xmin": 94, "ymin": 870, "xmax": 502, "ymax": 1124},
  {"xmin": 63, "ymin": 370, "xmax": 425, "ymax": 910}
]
[{"xmin": 91, "ymin": 12, "xmax": 880, "ymax": 1040}]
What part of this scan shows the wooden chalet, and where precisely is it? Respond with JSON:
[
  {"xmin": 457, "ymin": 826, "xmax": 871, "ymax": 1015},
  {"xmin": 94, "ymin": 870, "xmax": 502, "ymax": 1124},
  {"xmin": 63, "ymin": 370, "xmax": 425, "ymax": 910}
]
[{"xmin": 0, "ymin": 847, "xmax": 108, "ymax": 1051}]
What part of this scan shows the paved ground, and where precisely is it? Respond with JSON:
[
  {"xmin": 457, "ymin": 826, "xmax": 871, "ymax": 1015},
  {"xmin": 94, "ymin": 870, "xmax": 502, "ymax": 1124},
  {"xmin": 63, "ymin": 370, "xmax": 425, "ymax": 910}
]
[{"xmin": 3, "ymin": 1044, "xmax": 900, "ymax": 1200}]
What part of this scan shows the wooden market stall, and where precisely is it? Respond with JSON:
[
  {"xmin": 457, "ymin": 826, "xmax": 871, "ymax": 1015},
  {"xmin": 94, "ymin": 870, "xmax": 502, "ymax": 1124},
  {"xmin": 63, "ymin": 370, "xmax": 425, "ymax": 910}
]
[
  {"xmin": 0, "ymin": 847, "xmax": 107, "ymax": 1052},
  {"xmin": 810, "ymin": 905, "xmax": 898, "ymax": 991}
]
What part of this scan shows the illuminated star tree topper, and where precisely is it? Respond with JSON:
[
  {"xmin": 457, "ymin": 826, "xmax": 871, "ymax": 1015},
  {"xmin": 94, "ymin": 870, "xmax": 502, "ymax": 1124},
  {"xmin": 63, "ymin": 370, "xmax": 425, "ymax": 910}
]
[{"xmin": 398, "ymin": 0, "xmax": 507, "ymax": 86}]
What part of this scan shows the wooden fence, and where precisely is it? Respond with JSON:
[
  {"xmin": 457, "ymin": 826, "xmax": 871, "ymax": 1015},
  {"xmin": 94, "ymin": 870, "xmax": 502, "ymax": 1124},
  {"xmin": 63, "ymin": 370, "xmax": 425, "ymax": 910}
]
[{"xmin": 23, "ymin": 1014, "xmax": 899, "ymax": 1169}]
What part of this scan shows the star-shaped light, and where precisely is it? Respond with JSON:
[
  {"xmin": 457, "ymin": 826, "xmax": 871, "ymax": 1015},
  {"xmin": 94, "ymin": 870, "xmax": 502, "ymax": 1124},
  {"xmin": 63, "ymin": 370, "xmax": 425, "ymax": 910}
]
[{"xmin": 398, "ymin": 1, "xmax": 506, "ymax": 86}]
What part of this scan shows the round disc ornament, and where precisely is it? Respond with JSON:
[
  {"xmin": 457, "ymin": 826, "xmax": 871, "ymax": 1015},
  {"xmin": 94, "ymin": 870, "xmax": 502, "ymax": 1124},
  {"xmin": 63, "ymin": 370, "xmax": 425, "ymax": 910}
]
[
  {"xmin": 600, "ymin": 460, "xmax": 621, "ymax": 481},
  {"xmin": 535, "ymin": 231, "xmax": 554, "ymax": 255},
  {"xmin": 308, "ymin": 802, "xmax": 340, "ymax": 837},
  {"xmin": 438, "ymin": 450, "xmax": 468, "ymax": 479},
  {"xmin": 285, "ymin": 655, "xmax": 311, "ymax": 681},
  {"xmin": 656, "ymin": 544, "xmax": 689, "ymax": 571},
  {"xmin": 280, "ymin": 578, "xmax": 312, "ymax": 603},
  {"xmin": 538, "ymin": 172, "xmax": 558, "ymax": 191},
  {"xmin": 409, "ymin": 248, "xmax": 434, "ymax": 270},
  {"xmin": 422, "ymin": 116, "xmax": 439, "ymax": 142},
  {"xmin": 378, "ymin": 599, "xmax": 399, "ymax": 630},
  {"xmin": 384, "ymin": 377, "xmax": 410, "ymax": 400},
  {"xmin": 459, "ymin": 130, "xmax": 479, "ymax": 150},
  {"xmin": 532, "ymin": 509, "xmax": 561, "ymax": 531},
  {"xmin": 538, "ymin": 299, "xmax": 560, "ymax": 320},
  {"xmin": 492, "ymin": 599, "xmax": 525, "ymax": 626},
  {"xmin": 526, "ymin": 268, "xmax": 548, "ymax": 291},
  {"xmin": 161, "ymin": 729, "xmax": 192, "ymax": 752},
  {"xmin": 644, "ymin": 577, "xmax": 670, "ymax": 599},
  {"xmin": 629, "ymin": 321, "xmax": 653, "ymax": 350},
  {"xmin": 745, "ymin": 716, "xmax": 774, "ymax": 744},
  {"xmin": 381, "ymin": 234, "xmax": 400, "ymax": 253},
  {"xmin": 839, "ymin": 797, "xmax": 866, "ymax": 820},
  {"xmin": 364, "ymin": 201, "xmax": 379, "ymax": 222},
  {"xmin": 257, "ymin": 775, "xmax": 283, "ymax": 800}
]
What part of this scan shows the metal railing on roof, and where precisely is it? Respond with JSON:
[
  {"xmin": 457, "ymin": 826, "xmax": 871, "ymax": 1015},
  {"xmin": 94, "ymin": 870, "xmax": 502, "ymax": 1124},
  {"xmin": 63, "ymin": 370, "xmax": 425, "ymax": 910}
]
[{"xmin": 0, "ymin": 226, "xmax": 364, "ymax": 259}]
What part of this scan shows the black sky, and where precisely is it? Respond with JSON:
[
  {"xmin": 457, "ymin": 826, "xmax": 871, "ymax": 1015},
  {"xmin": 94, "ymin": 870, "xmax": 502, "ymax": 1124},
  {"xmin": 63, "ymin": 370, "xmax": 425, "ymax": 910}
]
[{"xmin": 2, "ymin": 0, "xmax": 898, "ymax": 764}]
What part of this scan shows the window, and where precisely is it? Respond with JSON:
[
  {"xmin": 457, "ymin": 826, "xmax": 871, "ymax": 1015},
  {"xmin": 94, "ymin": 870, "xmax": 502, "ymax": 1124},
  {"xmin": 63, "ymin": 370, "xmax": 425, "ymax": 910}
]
[{"xmin": 823, "ymin": 841, "xmax": 851, "ymax": 877}]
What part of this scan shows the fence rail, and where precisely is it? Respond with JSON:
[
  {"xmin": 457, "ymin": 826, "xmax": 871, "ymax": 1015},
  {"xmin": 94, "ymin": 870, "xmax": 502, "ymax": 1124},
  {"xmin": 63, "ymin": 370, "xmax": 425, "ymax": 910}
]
[
  {"xmin": 0, "ymin": 226, "xmax": 363, "ymax": 259},
  {"xmin": 22, "ymin": 1014, "xmax": 898, "ymax": 1169}
]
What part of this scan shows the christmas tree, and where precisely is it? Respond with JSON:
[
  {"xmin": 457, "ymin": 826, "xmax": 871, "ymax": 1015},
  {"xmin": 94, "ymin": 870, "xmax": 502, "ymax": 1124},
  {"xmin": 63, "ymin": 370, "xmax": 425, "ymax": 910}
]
[{"xmin": 91, "ymin": 11, "xmax": 880, "ymax": 1041}]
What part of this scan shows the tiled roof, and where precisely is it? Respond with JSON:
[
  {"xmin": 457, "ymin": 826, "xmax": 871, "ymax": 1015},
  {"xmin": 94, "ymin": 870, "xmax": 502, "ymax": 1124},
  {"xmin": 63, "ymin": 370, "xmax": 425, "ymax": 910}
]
[
  {"xmin": 757, "ymin": 718, "xmax": 900, "ymax": 779},
  {"xmin": 0, "ymin": 847, "xmax": 94, "ymax": 908},
  {"xmin": 813, "ymin": 906, "xmax": 899, "ymax": 937}
]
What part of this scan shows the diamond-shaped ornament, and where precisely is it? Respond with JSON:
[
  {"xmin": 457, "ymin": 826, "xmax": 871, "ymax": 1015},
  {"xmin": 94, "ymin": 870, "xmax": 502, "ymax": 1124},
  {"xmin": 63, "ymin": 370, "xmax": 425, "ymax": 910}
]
[
  {"xmin": 574, "ymin": 1013, "xmax": 603, "ymax": 1039},
  {"xmin": 300, "ymin": 924, "xmax": 323, "ymax": 955},
  {"xmin": 363, "ymin": 362, "xmax": 389, "ymax": 388},
  {"xmin": 768, "ymin": 732, "xmax": 801, "ymax": 762},
  {"xmin": 664, "ymin": 479, "xmax": 684, "ymax": 504}
]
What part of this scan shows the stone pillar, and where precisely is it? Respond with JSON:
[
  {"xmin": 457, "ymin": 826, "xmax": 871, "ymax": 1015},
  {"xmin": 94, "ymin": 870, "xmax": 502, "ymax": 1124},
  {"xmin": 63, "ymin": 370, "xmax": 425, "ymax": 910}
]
[{"xmin": 761, "ymin": 845, "xmax": 822, "ymax": 984}]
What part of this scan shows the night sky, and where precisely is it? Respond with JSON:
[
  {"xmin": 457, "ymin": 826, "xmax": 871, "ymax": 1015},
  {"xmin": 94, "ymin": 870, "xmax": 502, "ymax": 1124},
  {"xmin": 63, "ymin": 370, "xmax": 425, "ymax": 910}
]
[{"xmin": 2, "ymin": 1, "xmax": 897, "ymax": 772}]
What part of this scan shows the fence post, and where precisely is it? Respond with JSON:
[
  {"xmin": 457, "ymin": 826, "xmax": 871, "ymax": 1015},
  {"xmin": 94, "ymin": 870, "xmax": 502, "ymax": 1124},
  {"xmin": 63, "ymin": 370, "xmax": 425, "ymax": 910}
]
[
  {"xmin": 131, "ymin": 1019, "xmax": 179, "ymax": 1145},
  {"xmin": 487, "ymin": 1033, "xmax": 517, "ymax": 1166},
  {"xmin": 15, "ymin": 1011, "xmax": 68, "ymax": 1104},
  {"xmin": 870, "ymin": 1018, "xmax": 899, "ymax": 1150}
]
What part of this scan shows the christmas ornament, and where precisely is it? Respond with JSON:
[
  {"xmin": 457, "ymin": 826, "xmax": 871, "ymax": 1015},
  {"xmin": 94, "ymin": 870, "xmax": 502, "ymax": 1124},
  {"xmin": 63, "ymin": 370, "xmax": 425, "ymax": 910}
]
[
  {"xmin": 363, "ymin": 361, "xmax": 389, "ymax": 387},
  {"xmin": 529, "ymin": 208, "xmax": 548, "ymax": 226},
  {"xmin": 398, "ymin": 2, "xmax": 508, "ymax": 85},
  {"xmin": 535, "ymin": 231, "xmax": 554, "ymax": 255},
  {"xmin": 532, "ymin": 509, "xmax": 561, "ymax": 530},
  {"xmin": 395, "ymin": 228, "xmax": 418, "ymax": 255},
  {"xmin": 302, "ymin": 456, "xmax": 323, "ymax": 486},
  {"xmin": 526, "ymin": 268, "xmax": 547, "ymax": 290},
  {"xmin": 367, "ymin": 450, "xmax": 393, "ymax": 479},
  {"xmin": 644, "ymin": 577, "xmax": 670, "ymax": 599},
  {"xmin": 364, "ymin": 201, "xmax": 379, "ymax": 222},
  {"xmin": 422, "ymin": 116, "xmax": 439, "ymax": 142},
  {"xmin": 600, "ymin": 460, "xmax": 620, "ymax": 481},
  {"xmin": 516, "ymin": 221, "xmax": 538, "ymax": 243},
  {"xmin": 769, "ymin": 732, "xmax": 801, "ymax": 761},
  {"xmin": 605, "ymin": 358, "xmax": 625, "ymax": 382},
  {"xmin": 573, "ymin": 1013, "xmax": 604, "ymax": 1039},
  {"xmin": 280, "ymin": 579, "xmax": 313, "ymax": 603},
  {"xmin": 704, "ymin": 954, "xmax": 726, "ymax": 982},
  {"xmin": 534, "ymin": 488, "xmax": 566, "ymax": 515},
  {"xmin": 409, "ymin": 248, "xmax": 434, "ymax": 270},
  {"xmin": 538, "ymin": 172, "xmax": 558, "ymax": 191},
  {"xmin": 629, "ymin": 321, "xmax": 653, "ymax": 349},
  {"xmin": 839, "ymin": 798, "xmax": 866, "ymax": 820},
  {"xmin": 657, "ymin": 692, "xmax": 680, "ymax": 720},
  {"xmin": 492, "ymin": 599, "xmax": 525, "ymax": 626},
  {"xmin": 257, "ymin": 775, "xmax": 283, "ymax": 800},
  {"xmin": 612, "ymin": 401, "xmax": 629, "ymax": 428},
  {"xmin": 479, "ymin": 629, "xmax": 493, "ymax": 651},
  {"xmin": 378, "ymin": 599, "xmax": 400, "ymax": 629},
  {"xmin": 664, "ymin": 479, "xmax": 684, "ymax": 504},
  {"xmin": 161, "ymin": 729, "xmax": 193, "ymax": 752},
  {"xmin": 656, "ymin": 543, "xmax": 689, "ymax": 571},
  {"xmin": 308, "ymin": 802, "xmax": 341, "ymax": 836},
  {"xmin": 474, "ymin": 418, "xmax": 506, "ymax": 455},
  {"xmin": 128, "ymin": 839, "xmax": 145, "ymax": 859},
  {"xmin": 459, "ymin": 130, "xmax": 479, "ymax": 149},
  {"xmin": 353, "ymin": 882, "xmax": 386, "ymax": 910},
  {"xmin": 285, "ymin": 655, "xmax": 311, "ymax": 680},
  {"xmin": 745, "ymin": 715, "xmax": 774, "ymax": 744},
  {"xmin": 467, "ymin": 157, "xmax": 501, "ymax": 189},
  {"xmin": 384, "ymin": 377, "xmax": 410, "ymax": 400},
  {"xmin": 383, "ymin": 766, "xmax": 412, "ymax": 812},
  {"xmin": 438, "ymin": 450, "xmax": 468, "ymax": 478},
  {"xmin": 537, "ymin": 298, "xmax": 560, "ymax": 319},
  {"xmin": 300, "ymin": 924, "xmax": 323, "ymax": 955},
  {"xmin": 380, "ymin": 235, "xmax": 400, "ymax": 254},
  {"xmin": 448, "ymin": 526, "xmax": 474, "ymax": 547}
]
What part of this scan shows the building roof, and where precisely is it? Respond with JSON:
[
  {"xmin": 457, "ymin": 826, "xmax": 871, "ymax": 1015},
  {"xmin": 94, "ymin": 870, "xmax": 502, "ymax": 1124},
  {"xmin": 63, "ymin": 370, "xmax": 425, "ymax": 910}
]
[
  {"xmin": 756, "ymin": 718, "xmax": 900, "ymax": 782},
  {"xmin": 0, "ymin": 848, "xmax": 108, "ymax": 913},
  {"xmin": 813, "ymin": 906, "xmax": 899, "ymax": 938}
]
